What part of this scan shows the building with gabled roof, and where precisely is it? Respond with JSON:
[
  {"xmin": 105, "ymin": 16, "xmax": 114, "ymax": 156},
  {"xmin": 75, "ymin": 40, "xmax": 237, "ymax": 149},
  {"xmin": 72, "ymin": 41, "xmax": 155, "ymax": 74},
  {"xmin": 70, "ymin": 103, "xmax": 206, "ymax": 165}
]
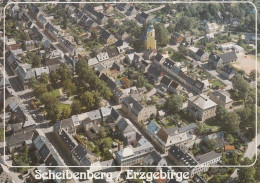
[
  {"xmin": 115, "ymin": 136, "xmax": 154, "ymax": 168},
  {"xmin": 220, "ymin": 65, "xmax": 235, "ymax": 79},
  {"xmin": 208, "ymin": 51, "xmax": 237, "ymax": 69},
  {"xmin": 122, "ymin": 96, "xmax": 157, "ymax": 123},
  {"xmin": 147, "ymin": 121, "xmax": 196, "ymax": 153},
  {"xmin": 210, "ymin": 90, "xmax": 233, "ymax": 109},
  {"xmin": 187, "ymin": 94, "xmax": 217, "ymax": 122},
  {"xmin": 83, "ymin": 4, "xmax": 108, "ymax": 24}
]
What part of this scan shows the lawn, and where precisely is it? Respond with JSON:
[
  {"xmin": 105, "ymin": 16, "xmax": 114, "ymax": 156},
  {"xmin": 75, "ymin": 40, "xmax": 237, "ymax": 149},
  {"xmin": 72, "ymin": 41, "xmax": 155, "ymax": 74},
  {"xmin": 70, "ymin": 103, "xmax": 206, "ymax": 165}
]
[
  {"xmin": 49, "ymin": 89, "xmax": 60, "ymax": 98},
  {"xmin": 59, "ymin": 103, "xmax": 71, "ymax": 112},
  {"xmin": 211, "ymin": 79, "xmax": 225, "ymax": 89},
  {"xmin": 204, "ymin": 119, "xmax": 220, "ymax": 133}
]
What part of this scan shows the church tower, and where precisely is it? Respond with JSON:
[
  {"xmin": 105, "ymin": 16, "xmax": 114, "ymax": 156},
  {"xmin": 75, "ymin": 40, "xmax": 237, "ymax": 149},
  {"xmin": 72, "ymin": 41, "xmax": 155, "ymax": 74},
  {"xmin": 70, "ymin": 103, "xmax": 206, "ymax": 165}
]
[{"xmin": 144, "ymin": 23, "xmax": 156, "ymax": 50}]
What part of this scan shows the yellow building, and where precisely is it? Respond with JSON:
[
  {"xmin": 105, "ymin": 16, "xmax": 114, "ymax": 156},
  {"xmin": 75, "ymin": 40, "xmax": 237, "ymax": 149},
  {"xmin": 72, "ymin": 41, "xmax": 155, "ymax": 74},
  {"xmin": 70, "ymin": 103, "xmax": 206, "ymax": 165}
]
[{"xmin": 144, "ymin": 23, "xmax": 156, "ymax": 50}]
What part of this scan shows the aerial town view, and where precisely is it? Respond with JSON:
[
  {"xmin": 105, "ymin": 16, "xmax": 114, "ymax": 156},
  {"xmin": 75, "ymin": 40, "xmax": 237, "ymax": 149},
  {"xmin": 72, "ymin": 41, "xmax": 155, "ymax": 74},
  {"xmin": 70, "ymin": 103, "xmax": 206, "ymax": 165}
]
[{"xmin": 0, "ymin": 1, "xmax": 260, "ymax": 183}]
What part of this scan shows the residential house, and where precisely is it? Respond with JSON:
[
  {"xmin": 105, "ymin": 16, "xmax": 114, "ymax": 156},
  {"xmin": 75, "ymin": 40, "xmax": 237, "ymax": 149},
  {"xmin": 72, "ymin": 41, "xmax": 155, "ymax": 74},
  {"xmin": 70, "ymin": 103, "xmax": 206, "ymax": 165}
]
[
  {"xmin": 45, "ymin": 22, "xmax": 59, "ymax": 40},
  {"xmin": 55, "ymin": 129, "xmax": 95, "ymax": 169},
  {"xmin": 117, "ymin": 117, "xmax": 137, "ymax": 145},
  {"xmin": 100, "ymin": 29, "xmax": 116, "ymax": 45},
  {"xmin": 171, "ymin": 33, "xmax": 184, "ymax": 45},
  {"xmin": 210, "ymin": 90, "xmax": 233, "ymax": 109},
  {"xmin": 116, "ymin": 4, "xmax": 130, "ymax": 11},
  {"xmin": 58, "ymin": 37, "xmax": 76, "ymax": 55},
  {"xmin": 160, "ymin": 75, "xmax": 172, "ymax": 91},
  {"xmin": 189, "ymin": 47, "xmax": 208, "ymax": 61},
  {"xmin": 83, "ymin": 118, "xmax": 100, "ymax": 140},
  {"xmin": 5, "ymin": 50, "xmax": 21, "ymax": 73},
  {"xmin": 35, "ymin": 67, "xmax": 50, "ymax": 78},
  {"xmin": 187, "ymin": 94, "xmax": 217, "ymax": 122},
  {"xmin": 100, "ymin": 73, "xmax": 125, "ymax": 104},
  {"xmin": 204, "ymin": 131, "xmax": 225, "ymax": 148},
  {"xmin": 16, "ymin": 64, "xmax": 36, "ymax": 89},
  {"xmin": 23, "ymin": 40, "xmax": 38, "ymax": 51},
  {"xmin": 37, "ymin": 13, "xmax": 48, "ymax": 29},
  {"xmin": 220, "ymin": 65, "xmax": 235, "ymax": 79},
  {"xmin": 125, "ymin": 6, "xmax": 138, "ymax": 16},
  {"xmin": 27, "ymin": 4, "xmax": 40, "ymax": 19},
  {"xmin": 54, "ymin": 117, "xmax": 77, "ymax": 136},
  {"xmin": 147, "ymin": 64, "xmax": 165, "ymax": 83},
  {"xmin": 115, "ymin": 29, "xmax": 129, "ymax": 40},
  {"xmin": 168, "ymin": 80, "xmax": 182, "ymax": 94},
  {"xmin": 122, "ymin": 96, "xmax": 157, "ymax": 123},
  {"xmin": 208, "ymin": 51, "xmax": 237, "ymax": 69},
  {"xmin": 6, "ymin": 130, "xmax": 34, "ymax": 152},
  {"xmin": 125, "ymin": 53, "xmax": 142, "ymax": 66},
  {"xmin": 147, "ymin": 121, "xmax": 196, "ymax": 153},
  {"xmin": 230, "ymin": 18, "xmax": 241, "ymax": 27},
  {"xmin": 143, "ymin": 49, "xmax": 154, "ymax": 60},
  {"xmin": 136, "ymin": 12, "xmax": 150, "ymax": 24},
  {"xmin": 83, "ymin": 4, "xmax": 108, "ymax": 24},
  {"xmin": 115, "ymin": 137, "xmax": 154, "ymax": 167},
  {"xmin": 168, "ymin": 145, "xmax": 221, "ymax": 178}
]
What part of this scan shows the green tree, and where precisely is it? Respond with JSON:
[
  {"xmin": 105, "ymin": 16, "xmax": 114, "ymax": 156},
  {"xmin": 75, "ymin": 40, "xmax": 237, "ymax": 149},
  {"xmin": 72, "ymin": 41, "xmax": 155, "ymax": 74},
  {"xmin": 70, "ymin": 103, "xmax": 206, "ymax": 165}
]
[
  {"xmin": 154, "ymin": 23, "xmax": 169, "ymax": 46},
  {"xmin": 165, "ymin": 94, "xmax": 183, "ymax": 113},
  {"xmin": 80, "ymin": 91, "xmax": 95, "ymax": 110},
  {"xmin": 136, "ymin": 75, "xmax": 146, "ymax": 87},
  {"xmin": 232, "ymin": 74, "xmax": 250, "ymax": 101},
  {"xmin": 223, "ymin": 112, "xmax": 240, "ymax": 134},
  {"xmin": 71, "ymin": 100, "xmax": 82, "ymax": 114},
  {"xmin": 204, "ymin": 139, "xmax": 217, "ymax": 150},
  {"xmin": 34, "ymin": 83, "xmax": 47, "ymax": 99},
  {"xmin": 47, "ymin": 104, "xmax": 61, "ymax": 123},
  {"xmin": 226, "ymin": 134, "xmax": 235, "ymax": 144},
  {"xmin": 25, "ymin": 52, "xmax": 41, "ymax": 68},
  {"xmin": 28, "ymin": 77, "xmax": 39, "ymax": 89},
  {"xmin": 238, "ymin": 158, "xmax": 255, "ymax": 183},
  {"xmin": 249, "ymin": 69, "xmax": 258, "ymax": 81},
  {"xmin": 61, "ymin": 107, "xmax": 71, "ymax": 119},
  {"xmin": 39, "ymin": 73, "xmax": 49, "ymax": 84},
  {"xmin": 216, "ymin": 106, "xmax": 227, "ymax": 122},
  {"xmin": 167, "ymin": 24, "xmax": 175, "ymax": 34},
  {"xmin": 57, "ymin": 63, "xmax": 72, "ymax": 83},
  {"xmin": 63, "ymin": 79, "xmax": 77, "ymax": 97},
  {"xmin": 209, "ymin": 175, "xmax": 222, "ymax": 183},
  {"xmin": 49, "ymin": 70, "xmax": 60, "ymax": 88}
]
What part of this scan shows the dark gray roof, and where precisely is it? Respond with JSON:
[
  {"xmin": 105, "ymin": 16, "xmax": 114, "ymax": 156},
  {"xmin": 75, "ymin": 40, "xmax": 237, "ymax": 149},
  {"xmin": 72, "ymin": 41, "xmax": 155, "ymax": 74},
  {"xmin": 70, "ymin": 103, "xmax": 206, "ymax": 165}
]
[
  {"xmin": 72, "ymin": 144, "xmax": 90, "ymax": 162},
  {"xmin": 196, "ymin": 49, "xmax": 205, "ymax": 57},
  {"xmin": 163, "ymin": 58, "xmax": 175, "ymax": 69},
  {"xmin": 169, "ymin": 80, "xmax": 180, "ymax": 89},
  {"xmin": 117, "ymin": 118, "xmax": 135, "ymax": 134},
  {"xmin": 179, "ymin": 123, "xmax": 197, "ymax": 133},
  {"xmin": 154, "ymin": 53, "xmax": 163, "ymax": 62},
  {"xmin": 6, "ymin": 130, "xmax": 34, "ymax": 147},
  {"xmin": 160, "ymin": 75, "xmax": 172, "ymax": 86},
  {"xmin": 147, "ymin": 65, "xmax": 163, "ymax": 78},
  {"xmin": 59, "ymin": 129, "xmax": 77, "ymax": 151},
  {"xmin": 221, "ymin": 65, "xmax": 235, "ymax": 74},
  {"xmin": 219, "ymin": 51, "xmax": 237, "ymax": 63},
  {"xmin": 122, "ymin": 96, "xmax": 143, "ymax": 116},
  {"xmin": 168, "ymin": 145, "xmax": 198, "ymax": 168},
  {"xmin": 195, "ymin": 151, "xmax": 222, "ymax": 164}
]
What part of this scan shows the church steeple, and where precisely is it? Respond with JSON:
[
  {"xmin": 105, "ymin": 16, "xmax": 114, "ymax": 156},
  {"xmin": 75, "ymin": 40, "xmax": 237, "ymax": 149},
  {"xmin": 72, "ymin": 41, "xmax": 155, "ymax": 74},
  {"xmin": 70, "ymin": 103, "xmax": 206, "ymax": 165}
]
[{"xmin": 144, "ymin": 22, "xmax": 156, "ymax": 50}]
